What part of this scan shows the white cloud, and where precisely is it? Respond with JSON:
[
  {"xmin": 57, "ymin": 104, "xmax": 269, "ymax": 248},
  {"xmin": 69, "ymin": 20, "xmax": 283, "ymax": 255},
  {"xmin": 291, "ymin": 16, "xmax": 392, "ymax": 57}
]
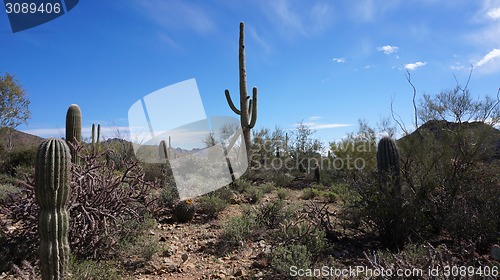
[
  {"xmin": 487, "ymin": 7, "xmax": 500, "ymax": 19},
  {"xmin": 308, "ymin": 116, "xmax": 322, "ymax": 120},
  {"xmin": 475, "ymin": 48, "xmax": 500, "ymax": 67},
  {"xmin": 333, "ymin": 57, "xmax": 346, "ymax": 63},
  {"xmin": 377, "ymin": 45, "xmax": 399, "ymax": 54},
  {"xmin": 302, "ymin": 122, "xmax": 351, "ymax": 130},
  {"xmin": 404, "ymin": 61, "xmax": 427, "ymax": 71}
]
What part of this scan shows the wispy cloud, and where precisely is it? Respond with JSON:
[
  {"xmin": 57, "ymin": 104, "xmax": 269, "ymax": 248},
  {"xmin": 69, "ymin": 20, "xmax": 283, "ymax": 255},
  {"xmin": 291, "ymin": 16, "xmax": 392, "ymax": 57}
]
[
  {"xmin": 333, "ymin": 57, "xmax": 346, "ymax": 63},
  {"xmin": 308, "ymin": 116, "xmax": 322, "ymax": 120},
  {"xmin": 377, "ymin": 45, "xmax": 399, "ymax": 54},
  {"xmin": 487, "ymin": 7, "xmax": 500, "ymax": 20},
  {"xmin": 475, "ymin": 48, "xmax": 500, "ymax": 67},
  {"xmin": 261, "ymin": 0, "xmax": 334, "ymax": 38},
  {"xmin": 404, "ymin": 61, "xmax": 427, "ymax": 71},
  {"xmin": 134, "ymin": 0, "xmax": 215, "ymax": 35},
  {"xmin": 304, "ymin": 122, "xmax": 352, "ymax": 130},
  {"xmin": 247, "ymin": 26, "xmax": 272, "ymax": 54}
]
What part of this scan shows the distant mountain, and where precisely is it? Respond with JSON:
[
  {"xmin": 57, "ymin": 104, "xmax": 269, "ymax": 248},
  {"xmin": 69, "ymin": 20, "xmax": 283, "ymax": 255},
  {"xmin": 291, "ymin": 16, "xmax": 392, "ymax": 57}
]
[
  {"xmin": 1, "ymin": 129, "xmax": 44, "ymax": 150},
  {"xmin": 398, "ymin": 120, "xmax": 500, "ymax": 161}
]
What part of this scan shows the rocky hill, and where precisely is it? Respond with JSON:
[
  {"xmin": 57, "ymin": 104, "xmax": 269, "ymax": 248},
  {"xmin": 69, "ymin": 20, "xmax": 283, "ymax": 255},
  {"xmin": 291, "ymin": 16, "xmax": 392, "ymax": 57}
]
[{"xmin": 398, "ymin": 120, "xmax": 500, "ymax": 161}]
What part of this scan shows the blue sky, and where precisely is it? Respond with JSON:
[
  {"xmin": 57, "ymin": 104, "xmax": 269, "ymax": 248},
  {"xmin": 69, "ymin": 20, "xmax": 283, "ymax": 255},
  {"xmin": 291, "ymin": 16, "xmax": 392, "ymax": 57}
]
[{"xmin": 2, "ymin": 0, "xmax": 500, "ymax": 147}]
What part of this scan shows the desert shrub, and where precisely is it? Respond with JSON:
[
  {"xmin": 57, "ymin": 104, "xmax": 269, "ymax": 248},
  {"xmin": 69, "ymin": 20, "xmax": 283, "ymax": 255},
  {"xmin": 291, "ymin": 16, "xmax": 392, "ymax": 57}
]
[
  {"xmin": 0, "ymin": 182, "xmax": 19, "ymax": 201},
  {"xmin": 276, "ymin": 187, "xmax": 289, "ymax": 200},
  {"xmin": 260, "ymin": 182, "xmax": 275, "ymax": 194},
  {"xmin": 271, "ymin": 244, "xmax": 312, "ymax": 278},
  {"xmin": 141, "ymin": 163, "xmax": 165, "ymax": 182},
  {"xmin": 69, "ymin": 256, "xmax": 123, "ymax": 280},
  {"xmin": 255, "ymin": 199, "xmax": 288, "ymax": 229},
  {"xmin": 300, "ymin": 187, "xmax": 318, "ymax": 200},
  {"xmin": 0, "ymin": 146, "xmax": 37, "ymax": 177},
  {"xmin": 270, "ymin": 172, "xmax": 294, "ymax": 188},
  {"xmin": 221, "ymin": 209, "xmax": 257, "ymax": 246},
  {"xmin": 230, "ymin": 178, "xmax": 252, "ymax": 193},
  {"xmin": 210, "ymin": 186, "xmax": 235, "ymax": 202},
  {"xmin": 244, "ymin": 185, "xmax": 263, "ymax": 204},
  {"xmin": 159, "ymin": 183, "xmax": 179, "ymax": 208},
  {"xmin": 198, "ymin": 194, "xmax": 228, "ymax": 218}
]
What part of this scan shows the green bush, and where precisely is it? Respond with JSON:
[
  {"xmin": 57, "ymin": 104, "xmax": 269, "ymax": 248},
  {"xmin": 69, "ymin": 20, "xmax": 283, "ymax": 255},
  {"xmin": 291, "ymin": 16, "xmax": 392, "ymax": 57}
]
[
  {"xmin": 260, "ymin": 183, "xmax": 275, "ymax": 194},
  {"xmin": 276, "ymin": 187, "xmax": 289, "ymax": 200},
  {"xmin": 69, "ymin": 255, "xmax": 123, "ymax": 280},
  {"xmin": 159, "ymin": 183, "xmax": 179, "ymax": 208},
  {"xmin": 244, "ymin": 185, "xmax": 263, "ymax": 204},
  {"xmin": 198, "ymin": 194, "xmax": 228, "ymax": 218},
  {"xmin": 222, "ymin": 210, "xmax": 256, "ymax": 246},
  {"xmin": 0, "ymin": 146, "xmax": 37, "ymax": 177},
  {"xmin": 271, "ymin": 244, "xmax": 312, "ymax": 277},
  {"xmin": 270, "ymin": 172, "xmax": 294, "ymax": 188}
]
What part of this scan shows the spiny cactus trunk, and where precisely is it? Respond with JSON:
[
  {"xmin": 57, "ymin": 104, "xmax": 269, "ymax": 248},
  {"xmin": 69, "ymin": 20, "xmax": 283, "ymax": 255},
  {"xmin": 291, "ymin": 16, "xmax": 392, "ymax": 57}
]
[
  {"xmin": 35, "ymin": 138, "xmax": 71, "ymax": 280},
  {"xmin": 376, "ymin": 136, "xmax": 401, "ymax": 190},
  {"xmin": 65, "ymin": 104, "xmax": 82, "ymax": 164},
  {"xmin": 225, "ymin": 22, "xmax": 258, "ymax": 164}
]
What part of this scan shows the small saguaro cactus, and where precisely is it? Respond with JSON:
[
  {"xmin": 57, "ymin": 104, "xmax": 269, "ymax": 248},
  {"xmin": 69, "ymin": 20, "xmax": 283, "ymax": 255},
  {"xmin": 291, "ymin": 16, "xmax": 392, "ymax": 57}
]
[
  {"xmin": 91, "ymin": 123, "xmax": 101, "ymax": 151},
  {"xmin": 35, "ymin": 138, "xmax": 71, "ymax": 280},
  {"xmin": 376, "ymin": 136, "xmax": 401, "ymax": 188},
  {"xmin": 65, "ymin": 104, "xmax": 82, "ymax": 163},
  {"xmin": 225, "ymin": 21, "xmax": 258, "ymax": 163},
  {"xmin": 314, "ymin": 165, "xmax": 320, "ymax": 183},
  {"xmin": 173, "ymin": 199, "xmax": 196, "ymax": 223}
]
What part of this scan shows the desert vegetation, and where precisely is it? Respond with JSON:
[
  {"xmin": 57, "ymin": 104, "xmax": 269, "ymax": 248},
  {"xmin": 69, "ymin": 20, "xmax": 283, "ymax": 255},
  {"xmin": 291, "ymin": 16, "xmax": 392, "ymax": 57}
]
[{"xmin": 1, "ymin": 23, "xmax": 499, "ymax": 280}]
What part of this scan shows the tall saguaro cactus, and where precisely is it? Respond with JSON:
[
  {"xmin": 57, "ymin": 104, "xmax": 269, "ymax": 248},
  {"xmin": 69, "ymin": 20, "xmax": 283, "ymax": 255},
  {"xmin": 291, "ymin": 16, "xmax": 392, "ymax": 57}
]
[
  {"xmin": 225, "ymin": 21, "xmax": 258, "ymax": 163},
  {"xmin": 65, "ymin": 104, "xmax": 82, "ymax": 163},
  {"xmin": 35, "ymin": 138, "xmax": 71, "ymax": 280}
]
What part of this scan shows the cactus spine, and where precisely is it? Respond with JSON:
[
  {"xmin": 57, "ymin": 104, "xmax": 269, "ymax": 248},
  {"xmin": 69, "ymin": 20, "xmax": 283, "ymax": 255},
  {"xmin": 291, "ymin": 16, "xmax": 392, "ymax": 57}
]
[
  {"xmin": 376, "ymin": 137, "xmax": 401, "ymax": 188},
  {"xmin": 35, "ymin": 138, "xmax": 71, "ymax": 280},
  {"xmin": 225, "ymin": 21, "xmax": 258, "ymax": 163},
  {"xmin": 65, "ymin": 104, "xmax": 82, "ymax": 164}
]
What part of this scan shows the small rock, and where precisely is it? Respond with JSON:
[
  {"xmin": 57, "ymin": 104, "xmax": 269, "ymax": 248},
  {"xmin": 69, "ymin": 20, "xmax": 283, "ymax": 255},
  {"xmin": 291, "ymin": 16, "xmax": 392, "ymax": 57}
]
[
  {"xmin": 255, "ymin": 271, "xmax": 264, "ymax": 278},
  {"xmin": 181, "ymin": 253, "xmax": 189, "ymax": 262},
  {"xmin": 234, "ymin": 268, "xmax": 245, "ymax": 277}
]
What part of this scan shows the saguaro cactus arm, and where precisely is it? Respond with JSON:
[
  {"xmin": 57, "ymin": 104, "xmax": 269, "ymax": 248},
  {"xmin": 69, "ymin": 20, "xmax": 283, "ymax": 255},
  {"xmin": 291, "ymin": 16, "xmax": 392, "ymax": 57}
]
[
  {"xmin": 35, "ymin": 138, "xmax": 71, "ymax": 280},
  {"xmin": 248, "ymin": 87, "xmax": 257, "ymax": 129},
  {"xmin": 225, "ymin": 89, "xmax": 241, "ymax": 115}
]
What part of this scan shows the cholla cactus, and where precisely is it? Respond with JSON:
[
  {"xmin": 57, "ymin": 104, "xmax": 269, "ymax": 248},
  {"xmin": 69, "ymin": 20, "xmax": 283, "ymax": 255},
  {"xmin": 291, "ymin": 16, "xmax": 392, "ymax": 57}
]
[
  {"xmin": 35, "ymin": 138, "xmax": 71, "ymax": 280},
  {"xmin": 173, "ymin": 199, "xmax": 195, "ymax": 223}
]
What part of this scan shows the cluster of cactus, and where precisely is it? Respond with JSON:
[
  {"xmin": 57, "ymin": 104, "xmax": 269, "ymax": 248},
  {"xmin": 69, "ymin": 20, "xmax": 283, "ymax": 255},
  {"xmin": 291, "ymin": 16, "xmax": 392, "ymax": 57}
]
[
  {"xmin": 376, "ymin": 136, "xmax": 401, "ymax": 188},
  {"xmin": 173, "ymin": 199, "xmax": 196, "ymax": 223},
  {"xmin": 225, "ymin": 21, "xmax": 258, "ymax": 163},
  {"xmin": 35, "ymin": 138, "xmax": 71, "ymax": 280},
  {"xmin": 91, "ymin": 123, "xmax": 101, "ymax": 151},
  {"xmin": 65, "ymin": 104, "xmax": 82, "ymax": 163}
]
